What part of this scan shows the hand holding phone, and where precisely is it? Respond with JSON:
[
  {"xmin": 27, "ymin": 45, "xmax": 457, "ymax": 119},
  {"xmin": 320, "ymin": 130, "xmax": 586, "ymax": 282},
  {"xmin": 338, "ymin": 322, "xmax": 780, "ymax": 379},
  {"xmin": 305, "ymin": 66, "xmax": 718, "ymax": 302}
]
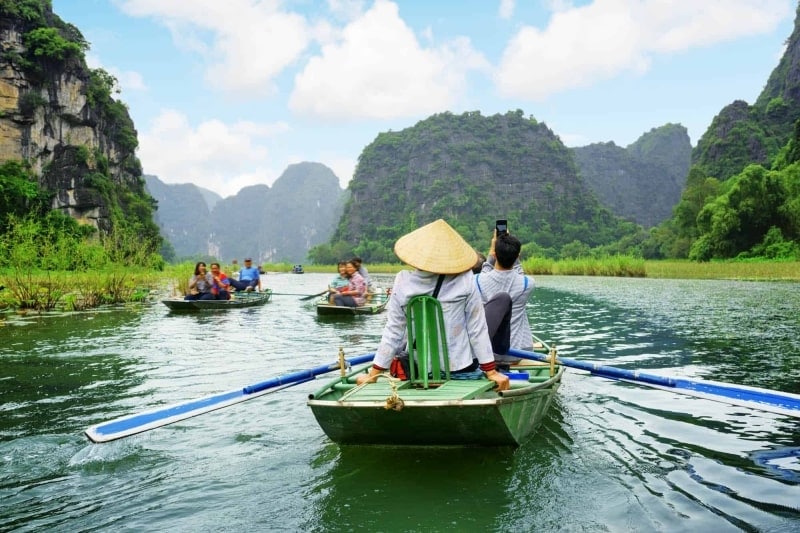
[{"xmin": 495, "ymin": 219, "xmax": 508, "ymax": 236}]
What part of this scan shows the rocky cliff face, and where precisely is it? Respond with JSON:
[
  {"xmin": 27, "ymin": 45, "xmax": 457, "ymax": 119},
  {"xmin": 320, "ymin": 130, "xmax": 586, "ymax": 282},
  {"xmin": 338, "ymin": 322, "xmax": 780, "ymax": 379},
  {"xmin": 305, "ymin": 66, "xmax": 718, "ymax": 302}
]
[
  {"xmin": 573, "ymin": 124, "xmax": 691, "ymax": 228},
  {"xmin": 146, "ymin": 162, "xmax": 346, "ymax": 263},
  {"xmin": 0, "ymin": 6, "xmax": 145, "ymax": 233}
]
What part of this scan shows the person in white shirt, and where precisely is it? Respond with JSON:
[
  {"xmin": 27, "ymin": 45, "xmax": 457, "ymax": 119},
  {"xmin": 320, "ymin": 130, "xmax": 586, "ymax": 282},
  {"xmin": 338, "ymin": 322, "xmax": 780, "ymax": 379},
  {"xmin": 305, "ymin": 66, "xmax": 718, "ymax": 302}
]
[
  {"xmin": 356, "ymin": 219, "xmax": 509, "ymax": 391},
  {"xmin": 476, "ymin": 231, "xmax": 535, "ymax": 368}
]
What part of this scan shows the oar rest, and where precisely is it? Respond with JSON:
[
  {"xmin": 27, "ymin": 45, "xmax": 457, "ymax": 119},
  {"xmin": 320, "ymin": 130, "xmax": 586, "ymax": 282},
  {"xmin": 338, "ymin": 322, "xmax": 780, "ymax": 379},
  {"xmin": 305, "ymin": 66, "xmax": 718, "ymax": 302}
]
[{"xmin": 406, "ymin": 295, "xmax": 450, "ymax": 389}]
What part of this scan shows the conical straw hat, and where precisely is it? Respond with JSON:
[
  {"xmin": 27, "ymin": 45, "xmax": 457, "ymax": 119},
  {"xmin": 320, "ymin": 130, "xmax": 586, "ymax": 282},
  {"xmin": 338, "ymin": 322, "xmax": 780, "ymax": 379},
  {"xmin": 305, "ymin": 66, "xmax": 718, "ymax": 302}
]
[{"xmin": 394, "ymin": 219, "xmax": 478, "ymax": 274}]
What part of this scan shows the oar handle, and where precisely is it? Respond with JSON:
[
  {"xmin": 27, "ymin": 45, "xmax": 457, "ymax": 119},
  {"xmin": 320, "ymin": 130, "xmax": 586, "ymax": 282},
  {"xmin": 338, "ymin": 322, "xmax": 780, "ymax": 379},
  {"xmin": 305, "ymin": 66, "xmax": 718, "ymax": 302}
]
[{"xmin": 243, "ymin": 353, "xmax": 375, "ymax": 394}]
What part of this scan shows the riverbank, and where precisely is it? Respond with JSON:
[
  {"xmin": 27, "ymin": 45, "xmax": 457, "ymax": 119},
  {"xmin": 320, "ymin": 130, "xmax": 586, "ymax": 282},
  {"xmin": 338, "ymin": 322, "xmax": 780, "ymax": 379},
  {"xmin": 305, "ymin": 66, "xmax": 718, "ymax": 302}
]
[{"xmin": 291, "ymin": 258, "xmax": 800, "ymax": 281}]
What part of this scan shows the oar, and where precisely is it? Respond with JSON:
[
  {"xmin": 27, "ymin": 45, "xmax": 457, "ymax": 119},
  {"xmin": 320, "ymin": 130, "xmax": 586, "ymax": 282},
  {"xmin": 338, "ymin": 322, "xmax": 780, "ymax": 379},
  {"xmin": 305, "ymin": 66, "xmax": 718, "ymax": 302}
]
[
  {"xmin": 508, "ymin": 348, "xmax": 800, "ymax": 418},
  {"xmin": 85, "ymin": 353, "xmax": 375, "ymax": 443},
  {"xmin": 300, "ymin": 289, "xmax": 330, "ymax": 301},
  {"xmin": 270, "ymin": 292, "xmax": 324, "ymax": 297}
]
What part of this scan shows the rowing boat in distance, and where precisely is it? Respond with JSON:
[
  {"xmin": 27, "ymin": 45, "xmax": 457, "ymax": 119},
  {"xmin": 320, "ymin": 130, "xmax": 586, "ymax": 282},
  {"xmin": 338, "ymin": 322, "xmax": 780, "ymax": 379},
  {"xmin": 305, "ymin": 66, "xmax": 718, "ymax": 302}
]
[
  {"xmin": 162, "ymin": 289, "xmax": 273, "ymax": 311},
  {"xmin": 307, "ymin": 338, "xmax": 563, "ymax": 447},
  {"xmin": 316, "ymin": 292, "xmax": 390, "ymax": 316}
]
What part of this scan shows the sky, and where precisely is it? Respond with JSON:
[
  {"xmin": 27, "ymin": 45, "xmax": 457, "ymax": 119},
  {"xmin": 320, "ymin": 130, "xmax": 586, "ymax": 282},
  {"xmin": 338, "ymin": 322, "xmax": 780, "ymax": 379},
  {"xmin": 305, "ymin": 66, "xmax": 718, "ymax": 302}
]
[{"xmin": 50, "ymin": 0, "xmax": 797, "ymax": 198}]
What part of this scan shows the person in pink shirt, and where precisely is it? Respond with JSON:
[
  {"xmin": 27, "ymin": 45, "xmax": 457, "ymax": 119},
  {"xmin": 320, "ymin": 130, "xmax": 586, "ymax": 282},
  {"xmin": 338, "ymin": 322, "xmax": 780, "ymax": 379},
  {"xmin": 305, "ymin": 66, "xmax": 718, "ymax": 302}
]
[{"xmin": 332, "ymin": 260, "xmax": 366, "ymax": 307}]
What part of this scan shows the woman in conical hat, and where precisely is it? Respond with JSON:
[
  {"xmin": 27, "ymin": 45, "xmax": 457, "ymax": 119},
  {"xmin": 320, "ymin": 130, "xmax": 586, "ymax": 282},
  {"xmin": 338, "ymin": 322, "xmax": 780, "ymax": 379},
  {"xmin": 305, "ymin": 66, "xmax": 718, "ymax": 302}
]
[{"xmin": 356, "ymin": 219, "xmax": 509, "ymax": 391}]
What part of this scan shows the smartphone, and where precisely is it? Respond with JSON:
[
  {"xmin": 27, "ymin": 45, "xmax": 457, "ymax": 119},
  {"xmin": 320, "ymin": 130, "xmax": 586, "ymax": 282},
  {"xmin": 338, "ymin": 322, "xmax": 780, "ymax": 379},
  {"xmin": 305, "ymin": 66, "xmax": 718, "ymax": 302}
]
[{"xmin": 495, "ymin": 219, "xmax": 508, "ymax": 236}]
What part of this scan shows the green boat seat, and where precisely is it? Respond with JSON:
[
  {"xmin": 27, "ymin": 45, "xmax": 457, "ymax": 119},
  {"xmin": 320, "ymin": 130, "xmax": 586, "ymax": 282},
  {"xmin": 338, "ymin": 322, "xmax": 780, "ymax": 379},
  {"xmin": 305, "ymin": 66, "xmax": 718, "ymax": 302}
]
[{"xmin": 406, "ymin": 295, "xmax": 449, "ymax": 389}]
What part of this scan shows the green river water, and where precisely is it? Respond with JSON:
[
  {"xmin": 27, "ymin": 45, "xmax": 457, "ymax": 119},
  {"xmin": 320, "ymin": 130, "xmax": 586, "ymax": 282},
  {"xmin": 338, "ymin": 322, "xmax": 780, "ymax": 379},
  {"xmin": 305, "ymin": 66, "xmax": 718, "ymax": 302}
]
[{"xmin": 1, "ymin": 274, "xmax": 798, "ymax": 532}]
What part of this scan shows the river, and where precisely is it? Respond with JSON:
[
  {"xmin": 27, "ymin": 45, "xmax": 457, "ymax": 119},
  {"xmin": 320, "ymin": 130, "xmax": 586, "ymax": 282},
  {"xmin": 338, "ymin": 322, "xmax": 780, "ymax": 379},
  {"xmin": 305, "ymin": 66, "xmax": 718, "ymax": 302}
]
[{"xmin": 1, "ymin": 274, "xmax": 798, "ymax": 532}]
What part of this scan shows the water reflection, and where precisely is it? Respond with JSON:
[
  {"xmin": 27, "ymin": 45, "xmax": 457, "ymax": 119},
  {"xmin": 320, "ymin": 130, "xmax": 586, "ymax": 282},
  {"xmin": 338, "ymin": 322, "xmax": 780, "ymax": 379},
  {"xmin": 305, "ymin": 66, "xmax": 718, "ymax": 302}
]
[{"xmin": 304, "ymin": 445, "xmax": 518, "ymax": 532}]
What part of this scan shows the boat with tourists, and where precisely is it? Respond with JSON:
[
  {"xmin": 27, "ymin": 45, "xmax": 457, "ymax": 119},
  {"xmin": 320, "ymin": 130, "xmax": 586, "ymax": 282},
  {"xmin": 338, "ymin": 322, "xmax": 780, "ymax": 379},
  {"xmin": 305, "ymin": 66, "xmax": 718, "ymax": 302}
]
[
  {"xmin": 307, "ymin": 336, "xmax": 563, "ymax": 446},
  {"xmin": 162, "ymin": 289, "xmax": 272, "ymax": 311},
  {"xmin": 315, "ymin": 291, "xmax": 390, "ymax": 316},
  {"xmin": 291, "ymin": 264, "xmax": 304, "ymax": 274}
]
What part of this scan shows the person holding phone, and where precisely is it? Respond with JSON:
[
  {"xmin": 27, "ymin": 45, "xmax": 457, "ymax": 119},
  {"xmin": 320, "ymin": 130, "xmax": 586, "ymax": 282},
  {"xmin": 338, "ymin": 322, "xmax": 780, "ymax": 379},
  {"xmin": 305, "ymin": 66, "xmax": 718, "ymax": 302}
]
[
  {"xmin": 184, "ymin": 262, "xmax": 215, "ymax": 301},
  {"xmin": 475, "ymin": 221, "xmax": 535, "ymax": 368}
]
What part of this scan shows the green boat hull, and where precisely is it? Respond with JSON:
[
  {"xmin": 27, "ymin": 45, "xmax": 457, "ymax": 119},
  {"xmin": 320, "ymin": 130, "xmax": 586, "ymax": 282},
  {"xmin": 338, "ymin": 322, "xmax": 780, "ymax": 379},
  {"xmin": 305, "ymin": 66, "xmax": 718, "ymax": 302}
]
[
  {"xmin": 316, "ymin": 294, "xmax": 389, "ymax": 316},
  {"xmin": 162, "ymin": 289, "xmax": 272, "ymax": 311},
  {"xmin": 308, "ymin": 364, "xmax": 563, "ymax": 446}
]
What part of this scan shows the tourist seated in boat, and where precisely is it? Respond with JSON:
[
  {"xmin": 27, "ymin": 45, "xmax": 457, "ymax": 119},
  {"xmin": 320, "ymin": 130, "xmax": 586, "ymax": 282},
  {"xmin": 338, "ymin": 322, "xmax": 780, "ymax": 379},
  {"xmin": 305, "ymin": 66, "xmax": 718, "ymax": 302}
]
[
  {"xmin": 355, "ymin": 219, "xmax": 509, "ymax": 391},
  {"xmin": 351, "ymin": 256, "xmax": 371, "ymax": 288},
  {"xmin": 476, "ymin": 230, "xmax": 535, "ymax": 368},
  {"xmin": 184, "ymin": 262, "xmax": 215, "ymax": 300},
  {"xmin": 327, "ymin": 261, "xmax": 350, "ymax": 304},
  {"xmin": 209, "ymin": 262, "xmax": 232, "ymax": 300},
  {"xmin": 228, "ymin": 257, "xmax": 261, "ymax": 292},
  {"xmin": 332, "ymin": 260, "xmax": 366, "ymax": 307},
  {"xmin": 471, "ymin": 251, "xmax": 486, "ymax": 274}
]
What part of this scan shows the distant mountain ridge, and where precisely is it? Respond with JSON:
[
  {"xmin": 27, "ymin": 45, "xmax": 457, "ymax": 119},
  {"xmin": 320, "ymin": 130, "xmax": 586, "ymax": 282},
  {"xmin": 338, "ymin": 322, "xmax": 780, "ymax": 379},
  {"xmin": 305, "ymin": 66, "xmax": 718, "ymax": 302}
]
[
  {"xmin": 146, "ymin": 162, "xmax": 346, "ymax": 263},
  {"xmin": 572, "ymin": 124, "xmax": 692, "ymax": 228},
  {"xmin": 324, "ymin": 110, "xmax": 641, "ymax": 261}
]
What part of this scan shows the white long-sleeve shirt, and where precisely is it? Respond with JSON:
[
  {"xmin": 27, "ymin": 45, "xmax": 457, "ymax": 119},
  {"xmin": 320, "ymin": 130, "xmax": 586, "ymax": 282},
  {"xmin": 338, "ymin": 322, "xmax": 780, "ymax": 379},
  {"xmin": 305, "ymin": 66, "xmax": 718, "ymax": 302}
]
[
  {"xmin": 477, "ymin": 257, "xmax": 535, "ymax": 350},
  {"xmin": 374, "ymin": 269, "xmax": 495, "ymax": 371}
]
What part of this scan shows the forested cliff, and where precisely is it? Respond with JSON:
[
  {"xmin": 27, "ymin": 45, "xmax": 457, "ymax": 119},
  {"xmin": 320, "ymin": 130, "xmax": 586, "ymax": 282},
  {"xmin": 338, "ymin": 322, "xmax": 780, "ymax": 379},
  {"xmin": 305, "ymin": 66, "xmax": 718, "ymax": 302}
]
[
  {"xmin": 0, "ymin": 0, "xmax": 161, "ymax": 268},
  {"xmin": 313, "ymin": 110, "xmax": 640, "ymax": 263},
  {"xmin": 573, "ymin": 124, "xmax": 691, "ymax": 228},
  {"xmin": 146, "ymin": 162, "xmax": 346, "ymax": 263},
  {"xmin": 645, "ymin": 4, "xmax": 800, "ymax": 260}
]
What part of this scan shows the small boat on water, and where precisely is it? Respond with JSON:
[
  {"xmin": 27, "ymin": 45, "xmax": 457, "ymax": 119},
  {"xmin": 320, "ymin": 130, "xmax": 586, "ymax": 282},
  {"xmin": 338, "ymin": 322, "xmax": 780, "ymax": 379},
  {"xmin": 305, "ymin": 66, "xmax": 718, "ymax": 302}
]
[
  {"xmin": 308, "ymin": 333, "xmax": 563, "ymax": 447},
  {"xmin": 162, "ymin": 289, "xmax": 273, "ymax": 311},
  {"xmin": 316, "ymin": 291, "xmax": 390, "ymax": 316},
  {"xmin": 291, "ymin": 264, "xmax": 304, "ymax": 274}
]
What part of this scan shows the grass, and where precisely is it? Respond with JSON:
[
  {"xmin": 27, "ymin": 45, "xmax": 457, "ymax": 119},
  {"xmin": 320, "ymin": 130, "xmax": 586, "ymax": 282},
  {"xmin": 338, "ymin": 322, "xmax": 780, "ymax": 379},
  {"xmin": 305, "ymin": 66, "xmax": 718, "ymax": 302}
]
[{"xmin": 287, "ymin": 257, "xmax": 800, "ymax": 282}]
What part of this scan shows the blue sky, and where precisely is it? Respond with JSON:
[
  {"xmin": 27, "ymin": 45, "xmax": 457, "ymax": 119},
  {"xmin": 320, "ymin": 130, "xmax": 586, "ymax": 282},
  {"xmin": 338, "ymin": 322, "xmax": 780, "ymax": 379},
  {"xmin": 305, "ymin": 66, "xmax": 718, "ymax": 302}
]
[{"xmin": 50, "ymin": 0, "xmax": 796, "ymax": 198}]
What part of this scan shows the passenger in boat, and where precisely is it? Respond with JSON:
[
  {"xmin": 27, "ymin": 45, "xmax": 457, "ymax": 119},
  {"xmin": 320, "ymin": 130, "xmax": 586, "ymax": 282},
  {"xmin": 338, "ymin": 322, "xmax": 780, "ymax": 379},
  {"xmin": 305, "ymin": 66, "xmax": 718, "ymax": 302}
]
[
  {"xmin": 328, "ymin": 261, "xmax": 350, "ymax": 304},
  {"xmin": 209, "ymin": 263, "xmax": 232, "ymax": 300},
  {"xmin": 356, "ymin": 219, "xmax": 509, "ymax": 391},
  {"xmin": 228, "ymin": 257, "xmax": 261, "ymax": 292},
  {"xmin": 471, "ymin": 251, "xmax": 486, "ymax": 274},
  {"xmin": 351, "ymin": 256, "xmax": 371, "ymax": 288},
  {"xmin": 184, "ymin": 262, "xmax": 215, "ymax": 300},
  {"xmin": 332, "ymin": 261, "xmax": 366, "ymax": 307},
  {"xmin": 476, "ymin": 230, "xmax": 535, "ymax": 368}
]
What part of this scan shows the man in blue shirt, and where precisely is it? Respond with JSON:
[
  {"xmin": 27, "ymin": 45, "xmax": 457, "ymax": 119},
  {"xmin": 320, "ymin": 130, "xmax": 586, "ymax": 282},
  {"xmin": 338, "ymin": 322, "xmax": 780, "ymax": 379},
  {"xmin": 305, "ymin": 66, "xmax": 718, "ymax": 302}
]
[{"xmin": 229, "ymin": 258, "xmax": 262, "ymax": 292}]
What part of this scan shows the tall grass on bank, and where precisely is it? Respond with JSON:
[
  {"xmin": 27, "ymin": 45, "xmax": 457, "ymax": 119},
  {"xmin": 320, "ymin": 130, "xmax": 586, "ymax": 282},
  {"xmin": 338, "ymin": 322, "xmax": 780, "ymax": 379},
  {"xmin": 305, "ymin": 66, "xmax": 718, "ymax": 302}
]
[
  {"xmin": 523, "ymin": 255, "xmax": 646, "ymax": 277},
  {"xmin": 0, "ymin": 268, "xmax": 159, "ymax": 312},
  {"xmin": 643, "ymin": 260, "xmax": 800, "ymax": 281}
]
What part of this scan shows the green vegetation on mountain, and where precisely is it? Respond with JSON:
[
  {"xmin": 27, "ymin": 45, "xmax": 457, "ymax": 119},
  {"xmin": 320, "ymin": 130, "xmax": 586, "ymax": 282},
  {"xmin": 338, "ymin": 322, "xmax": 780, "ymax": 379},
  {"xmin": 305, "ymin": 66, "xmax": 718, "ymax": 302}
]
[
  {"xmin": 643, "ymin": 4, "xmax": 800, "ymax": 261},
  {"xmin": 310, "ymin": 110, "xmax": 641, "ymax": 263},
  {"xmin": 0, "ymin": 0, "xmax": 163, "ymax": 270}
]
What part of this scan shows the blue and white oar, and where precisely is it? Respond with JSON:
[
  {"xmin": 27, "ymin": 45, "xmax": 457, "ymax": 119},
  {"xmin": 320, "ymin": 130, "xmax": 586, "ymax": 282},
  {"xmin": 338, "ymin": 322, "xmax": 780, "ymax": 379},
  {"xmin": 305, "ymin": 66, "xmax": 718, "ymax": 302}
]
[
  {"xmin": 85, "ymin": 353, "xmax": 375, "ymax": 443},
  {"xmin": 509, "ymin": 348, "xmax": 800, "ymax": 418}
]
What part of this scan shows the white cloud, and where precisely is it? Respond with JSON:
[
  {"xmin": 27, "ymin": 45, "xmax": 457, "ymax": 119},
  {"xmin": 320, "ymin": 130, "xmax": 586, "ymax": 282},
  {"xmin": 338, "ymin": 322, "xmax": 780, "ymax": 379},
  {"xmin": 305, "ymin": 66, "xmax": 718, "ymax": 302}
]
[
  {"xmin": 118, "ymin": 0, "xmax": 311, "ymax": 97},
  {"xmin": 137, "ymin": 109, "xmax": 290, "ymax": 197},
  {"xmin": 84, "ymin": 52, "xmax": 146, "ymax": 93},
  {"xmin": 289, "ymin": 0, "xmax": 490, "ymax": 120},
  {"xmin": 498, "ymin": 0, "xmax": 515, "ymax": 20},
  {"xmin": 495, "ymin": 0, "xmax": 794, "ymax": 100}
]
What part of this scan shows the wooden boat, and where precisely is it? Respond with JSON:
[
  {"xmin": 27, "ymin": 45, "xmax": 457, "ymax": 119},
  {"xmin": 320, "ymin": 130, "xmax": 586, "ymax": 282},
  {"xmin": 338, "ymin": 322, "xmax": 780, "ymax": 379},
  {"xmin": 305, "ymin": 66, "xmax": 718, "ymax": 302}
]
[
  {"xmin": 162, "ymin": 289, "xmax": 272, "ymax": 311},
  {"xmin": 308, "ymin": 346, "xmax": 563, "ymax": 447},
  {"xmin": 316, "ymin": 291, "xmax": 390, "ymax": 316},
  {"xmin": 292, "ymin": 264, "xmax": 304, "ymax": 274},
  {"xmin": 309, "ymin": 294, "xmax": 562, "ymax": 446}
]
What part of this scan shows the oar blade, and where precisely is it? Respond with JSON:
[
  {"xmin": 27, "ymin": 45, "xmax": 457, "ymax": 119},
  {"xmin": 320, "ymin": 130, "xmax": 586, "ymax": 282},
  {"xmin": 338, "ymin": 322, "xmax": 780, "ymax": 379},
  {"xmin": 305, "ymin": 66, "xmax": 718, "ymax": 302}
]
[
  {"xmin": 85, "ymin": 380, "xmax": 309, "ymax": 443},
  {"xmin": 508, "ymin": 348, "xmax": 800, "ymax": 419},
  {"xmin": 85, "ymin": 353, "xmax": 375, "ymax": 443}
]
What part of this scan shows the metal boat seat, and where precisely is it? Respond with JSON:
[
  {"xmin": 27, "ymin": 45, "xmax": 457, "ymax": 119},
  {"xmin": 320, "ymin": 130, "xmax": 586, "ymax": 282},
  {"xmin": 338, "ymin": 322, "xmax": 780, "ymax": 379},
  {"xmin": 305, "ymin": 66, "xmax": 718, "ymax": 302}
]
[{"xmin": 406, "ymin": 295, "xmax": 450, "ymax": 388}]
